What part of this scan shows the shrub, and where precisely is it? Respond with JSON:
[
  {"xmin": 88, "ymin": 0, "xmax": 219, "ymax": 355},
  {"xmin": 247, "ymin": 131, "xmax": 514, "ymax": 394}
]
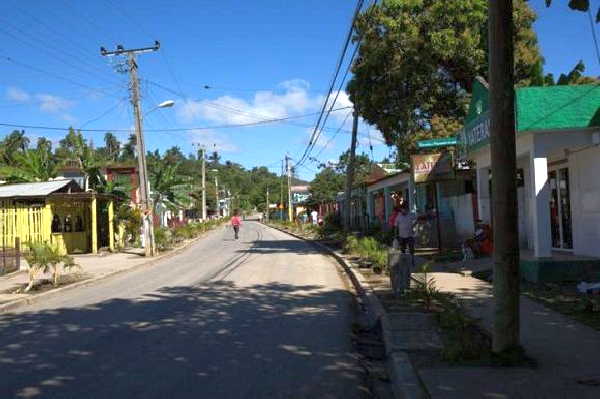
[
  {"xmin": 154, "ymin": 227, "xmax": 173, "ymax": 251},
  {"xmin": 23, "ymin": 242, "xmax": 79, "ymax": 292}
]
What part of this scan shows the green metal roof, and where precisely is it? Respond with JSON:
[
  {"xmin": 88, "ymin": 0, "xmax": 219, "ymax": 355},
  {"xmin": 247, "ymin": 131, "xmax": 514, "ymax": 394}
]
[{"xmin": 516, "ymin": 84, "xmax": 600, "ymax": 132}]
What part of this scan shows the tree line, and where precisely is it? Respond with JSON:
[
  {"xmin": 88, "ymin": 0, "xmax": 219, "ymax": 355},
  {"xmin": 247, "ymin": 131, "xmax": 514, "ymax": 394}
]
[{"xmin": 0, "ymin": 128, "xmax": 285, "ymax": 216}]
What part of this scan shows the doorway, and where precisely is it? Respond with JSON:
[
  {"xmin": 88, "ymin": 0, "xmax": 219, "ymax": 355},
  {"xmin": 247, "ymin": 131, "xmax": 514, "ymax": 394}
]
[{"xmin": 549, "ymin": 167, "xmax": 573, "ymax": 250}]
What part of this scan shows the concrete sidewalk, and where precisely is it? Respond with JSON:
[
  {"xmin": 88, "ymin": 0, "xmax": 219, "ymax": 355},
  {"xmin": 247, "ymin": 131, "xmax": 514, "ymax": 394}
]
[
  {"xmin": 418, "ymin": 269, "xmax": 600, "ymax": 398},
  {"xmin": 0, "ymin": 250, "xmax": 150, "ymax": 307}
]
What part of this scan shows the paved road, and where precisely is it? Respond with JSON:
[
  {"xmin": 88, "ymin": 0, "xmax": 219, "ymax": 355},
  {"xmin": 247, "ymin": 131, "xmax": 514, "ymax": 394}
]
[{"xmin": 0, "ymin": 222, "xmax": 367, "ymax": 398}]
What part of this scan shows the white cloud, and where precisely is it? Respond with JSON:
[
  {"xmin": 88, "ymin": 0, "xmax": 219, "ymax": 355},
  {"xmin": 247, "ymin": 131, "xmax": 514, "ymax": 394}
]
[
  {"xmin": 6, "ymin": 87, "xmax": 30, "ymax": 102},
  {"xmin": 35, "ymin": 94, "xmax": 74, "ymax": 113},
  {"xmin": 176, "ymin": 79, "xmax": 322, "ymax": 125},
  {"xmin": 187, "ymin": 129, "xmax": 238, "ymax": 153},
  {"xmin": 5, "ymin": 87, "xmax": 76, "ymax": 120}
]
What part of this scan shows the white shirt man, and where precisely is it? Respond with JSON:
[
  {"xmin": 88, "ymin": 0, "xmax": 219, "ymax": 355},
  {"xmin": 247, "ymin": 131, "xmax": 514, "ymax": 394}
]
[
  {"xmin": 395, "ymin": 207, "xmax": 417, "ymax": 254},
  {"xmin": 311, "ymin": 210, "xmax": 318, "ymax": 225}
]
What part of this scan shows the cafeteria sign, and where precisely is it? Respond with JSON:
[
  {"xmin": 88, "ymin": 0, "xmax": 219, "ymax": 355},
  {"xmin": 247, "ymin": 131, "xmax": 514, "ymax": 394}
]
[
  {"xmin": 458, "ymin": 111, "xmax": 490, "ymax": 159},
  {"xmin": 412, "ymin": 152, "xmax": 455, "ymax": 183}
]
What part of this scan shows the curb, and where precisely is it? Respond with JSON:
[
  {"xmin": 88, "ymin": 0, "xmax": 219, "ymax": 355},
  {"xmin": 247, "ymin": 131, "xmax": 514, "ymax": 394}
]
[
  {"xmin": 262, "ymin": 223, "xmax": 429, "ymax": 399},
  {"xmin": 0, "ymin": 225, "xmax": 226, "ymax": 314}
]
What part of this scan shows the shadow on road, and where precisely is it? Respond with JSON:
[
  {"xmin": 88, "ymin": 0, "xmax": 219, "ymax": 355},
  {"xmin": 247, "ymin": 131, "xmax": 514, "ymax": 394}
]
[
  {"xmin": 241, "ymin": 240, "xmax": 324, "ymax": 255},
  {"xmin": 0, "ymin": 281, "xmax": 366, "ymax": 398}
]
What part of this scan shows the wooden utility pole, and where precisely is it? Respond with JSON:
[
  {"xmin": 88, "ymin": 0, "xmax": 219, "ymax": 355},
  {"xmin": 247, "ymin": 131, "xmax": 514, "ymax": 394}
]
[
  {"xmin": 214, "ymin": 175, "xmax": 219, "ymax": 217},
  {"xmin": 280, "ymin": 159, "xmax": 284, "ymax": 220},
  {"xmin": 101, "ymin": 42, "xmax": 160, "ymax": 257},
  {"xmin": 489, "ymin": 0, "xmax": 520, "ymax": 353},
  {"xmin": 192, "ymin": 143, "xmax": 207, "ymax": 220},
  {"xmin": 201, "ymin": 147, "xmax": 207, "ymax": 220},
  {"xmin": 344, "ymin": 109, "xmax": 359, "ymax": 232},
  {"xmin": 286, "ymin": 156, "xmax": 293, "ymax": 222},
  {"xmin": 266, "ymin": 188, "xmax": 270, "ymax": 222}
]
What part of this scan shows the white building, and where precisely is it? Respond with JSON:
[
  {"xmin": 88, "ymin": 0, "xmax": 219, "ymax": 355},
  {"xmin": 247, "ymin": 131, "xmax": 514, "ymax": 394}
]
[{"xmin": 459, "ymin": 78, "xmax": 600, "ymax": 281}]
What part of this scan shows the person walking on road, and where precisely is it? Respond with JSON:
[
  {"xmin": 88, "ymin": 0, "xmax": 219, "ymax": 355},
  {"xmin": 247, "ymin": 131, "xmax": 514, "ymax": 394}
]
[{"xmin": 231, "ymin": 210, "xmax": 242, "ymax": 240}]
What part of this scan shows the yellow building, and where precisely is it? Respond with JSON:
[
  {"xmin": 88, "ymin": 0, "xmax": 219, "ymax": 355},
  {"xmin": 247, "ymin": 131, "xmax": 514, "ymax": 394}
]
[{"xmin": 0, "ymin": 179, "xmax": 114, "ymax": 254}]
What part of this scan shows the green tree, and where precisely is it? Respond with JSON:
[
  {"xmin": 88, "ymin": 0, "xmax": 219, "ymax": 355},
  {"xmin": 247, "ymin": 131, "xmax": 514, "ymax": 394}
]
[
  {"xmin": 0, "ymin": 130, "xmax": 30, "ymax": 165},
  {"xmin": 103, "ymin": 132, "xmax": 121, "ymax": 162},
  {"xmin": 308, "ymin": 166, "xmax": 345, "ymax": 205},
  {"xmin": 347, "ymin": 0, "xmax": 542, "ymax": 161},
  {"xmin": 1, "ymin": 147, "xmax": 58, "ymax": 182},
  {"xmin": 164, "ymin": 146, "xmax": 186, "ymax": 166},
  {"xmin": 148, "ymin": 159, "xmax": 193, "ymax": 214},
  {"xmin": 208, "ymin": 150, "xmax": 221, "ymax": 167},
  {"xmin": 36, "ymin": 137, "xmax": 53, "ymax": 154},
  {"xmin": 120, "ymin": 134, "xmax": 137, "ymax": 161},
  {"xmin": 554, "ymin": 60, "xmax": 599, "ymax": 85}
]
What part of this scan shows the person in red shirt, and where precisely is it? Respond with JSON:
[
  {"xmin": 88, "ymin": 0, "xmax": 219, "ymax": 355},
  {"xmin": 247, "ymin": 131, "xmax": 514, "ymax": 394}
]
[{"xmin": 231, "ymin": 210, "xmax": 242, "ymax": 240}]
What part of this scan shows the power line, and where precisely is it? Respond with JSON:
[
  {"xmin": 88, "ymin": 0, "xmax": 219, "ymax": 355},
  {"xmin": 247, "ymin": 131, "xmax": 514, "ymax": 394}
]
[
  {"xmin": 0, "ymin": 107, "xmax": 353, "ymax": 133},
  {"xmin": 314, "ymin": 110, "xmax": 352, "ymax": 160},
  {"xmin": 0, "ymin": 19, "xmax": 122, "ymax": 87},
  {"xmin": 79, "ymin": 97, "xmax": 129, "ymax": 129},
  {"xmin": 0, "ymin": 53, "xmax": 125, "ymax": 98},
  {"xmin": 588, "ymin": 8, "xmax": 600, "ymax": 66},
  {"xmin": 297, "ymin": 0, "xmax": 366, "ymax": 166},
  {"xmin": 299, "ymin": 42, "xmax": 360, "ymax": 166},
  {"xmin": 6, "ymin": 3, "xmax": 125, "ymax": 85},
  {"xmin": 298, "ymin": 0, "xmax": 378, "ymax": 168}
]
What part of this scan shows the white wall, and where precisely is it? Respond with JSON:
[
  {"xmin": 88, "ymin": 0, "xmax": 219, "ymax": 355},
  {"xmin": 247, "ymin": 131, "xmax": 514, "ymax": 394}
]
[
  {"xmin": 449, "ymin": 194, "xmax": 475, "ymax": 241},
  {"xmin": 570, "ymin": 145, "xmax": 600, "ymax": 257}
]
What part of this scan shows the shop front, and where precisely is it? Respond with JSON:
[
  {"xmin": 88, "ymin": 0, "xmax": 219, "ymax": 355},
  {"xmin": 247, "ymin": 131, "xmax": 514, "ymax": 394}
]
[
  {"xmin": 0, "ymin": 180, "xmax": 115, "ymax": 255},
  {"xmin": 459, "ymin": 78, "xmax": 600, "ymax": 281}
]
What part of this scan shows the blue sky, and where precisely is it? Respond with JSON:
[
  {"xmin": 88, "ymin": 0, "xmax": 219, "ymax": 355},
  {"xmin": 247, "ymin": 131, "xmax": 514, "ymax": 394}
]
[{"xmin": 0, "ymin": 0, "xmax": 599, "ymax": 180}]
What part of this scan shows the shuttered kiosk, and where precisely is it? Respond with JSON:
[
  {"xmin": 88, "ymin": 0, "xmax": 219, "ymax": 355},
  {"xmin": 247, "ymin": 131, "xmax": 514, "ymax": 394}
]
[{"xmin": 0, "ymin": 179, "xmax": 114, "ymax": 256}]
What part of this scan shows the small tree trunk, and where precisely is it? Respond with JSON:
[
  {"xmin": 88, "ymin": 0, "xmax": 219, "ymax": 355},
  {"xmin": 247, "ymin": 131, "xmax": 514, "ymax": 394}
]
[
  {"xmin": 53, "ymin": 265, "xmax": 60, "ymax": 286},
  {"xmin": 489, "ymin": 0, "xmax": 520, "ymax": 353},
  {"xmin": 24, "ymin": 267, "xmax": 39, "ymax": 292}
]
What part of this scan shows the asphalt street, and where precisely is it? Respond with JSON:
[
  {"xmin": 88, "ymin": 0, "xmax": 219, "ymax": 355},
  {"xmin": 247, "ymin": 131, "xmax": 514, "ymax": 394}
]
[{"xmin": 0, "ymin": 221, "xmax": 368, "ymax": 399}]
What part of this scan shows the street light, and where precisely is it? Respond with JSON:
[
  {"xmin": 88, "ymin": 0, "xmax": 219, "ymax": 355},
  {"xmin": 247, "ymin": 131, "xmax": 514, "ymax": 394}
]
[{"xmin": 144, "ymin": 100, "xmax": 175, "ymax": 117}]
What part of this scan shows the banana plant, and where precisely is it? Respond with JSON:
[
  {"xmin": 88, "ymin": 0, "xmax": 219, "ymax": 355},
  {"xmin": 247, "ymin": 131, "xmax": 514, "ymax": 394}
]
[{"xmin": 23, "ymin": 242, "xmax": 79, "ymax": 292}]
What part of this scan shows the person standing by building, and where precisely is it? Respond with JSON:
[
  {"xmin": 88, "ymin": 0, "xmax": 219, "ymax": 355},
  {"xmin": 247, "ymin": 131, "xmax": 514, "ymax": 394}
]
[
  {"xmin": 231, "ymin": 210, "xmax": 242, "ymax": 240},
  {"xmin": 311, "ymin": 209, "xmax": 318, "ymax": 225},
  {"xmin": 395, "ymin": 204, "xmax": 417, "ymax": 255}
]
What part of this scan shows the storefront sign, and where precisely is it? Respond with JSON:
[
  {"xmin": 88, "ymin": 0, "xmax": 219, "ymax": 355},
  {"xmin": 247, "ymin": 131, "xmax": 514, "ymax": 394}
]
[
  {"xmin": 292, "ymin": 192, "xmax": 310, "ymax": 204},
  {"xmin": 411, "ymin": 152, "xmax": 455, "ymax": 183},
  {"xmin": 458, "ymin": 111, "xmax": 490, "ymax": 158}
]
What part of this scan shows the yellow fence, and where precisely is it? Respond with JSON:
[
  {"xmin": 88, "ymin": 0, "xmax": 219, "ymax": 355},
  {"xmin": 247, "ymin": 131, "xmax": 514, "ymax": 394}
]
[{"xmin": 0, "ymin": 199, "xmax": 51, "ymax": 249}]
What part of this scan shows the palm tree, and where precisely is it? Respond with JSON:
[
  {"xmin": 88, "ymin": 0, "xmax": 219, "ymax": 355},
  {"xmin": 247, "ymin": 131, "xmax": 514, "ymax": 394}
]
[
  {"xmin": 1, "ymin": 130, "xmax": 30, "ymax": 165},
  {"xmin": 104, "ymin": 132, "xmax": 121, "ymax": 162}
]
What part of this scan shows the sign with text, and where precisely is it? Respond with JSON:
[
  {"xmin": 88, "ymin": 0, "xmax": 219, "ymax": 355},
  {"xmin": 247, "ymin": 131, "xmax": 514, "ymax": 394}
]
[
  {"xmin": 458, "ymin": 111, "xmax": 490, "ymax": 159},
  {"xmin": 412, "ymin": 152, "xmax": 455, "ymax": 183},
  {"xmin": 416, "ymin": 136, "xmax": 457, "ymax": 149}
]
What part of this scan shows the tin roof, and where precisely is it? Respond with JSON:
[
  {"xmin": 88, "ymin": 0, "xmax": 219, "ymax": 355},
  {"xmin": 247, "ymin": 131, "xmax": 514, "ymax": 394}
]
[{"xmin": 0, "ymin": 179, "xmax": 81, "ymax": 198}]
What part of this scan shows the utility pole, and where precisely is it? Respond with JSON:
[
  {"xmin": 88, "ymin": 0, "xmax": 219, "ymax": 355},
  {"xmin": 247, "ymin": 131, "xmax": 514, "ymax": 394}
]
[
  {"xmin": 266, "ymin": 188, "xmax": 270, "ymax": 222},
  {"xmin": 286, "ymin": 156, "xmax": 293, "ymax": 222},
  {"xmin": 344, "ymin": 109, "xmax": 359, "ymax": 232},
  {"xmin": 489, "ymin": 0, "xmax": 520, "ymax": 354},
  {"xmin": 201, "ymin": 146, "xmax": 206, "ymax": 220},
  {"xmin": 192, "ymin": 143, "xmax": 207, "ymax": 221},
  {"xmin": 101, "ymin": 41, "xmax": 160, "ymax": 257},
  {"xmin": 214, "ymin": 175, "xmax": 219, "ymax": 217},
  {"xmin": 280, "ymin": 159, "xmax": 284, "ymax": 220}
]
